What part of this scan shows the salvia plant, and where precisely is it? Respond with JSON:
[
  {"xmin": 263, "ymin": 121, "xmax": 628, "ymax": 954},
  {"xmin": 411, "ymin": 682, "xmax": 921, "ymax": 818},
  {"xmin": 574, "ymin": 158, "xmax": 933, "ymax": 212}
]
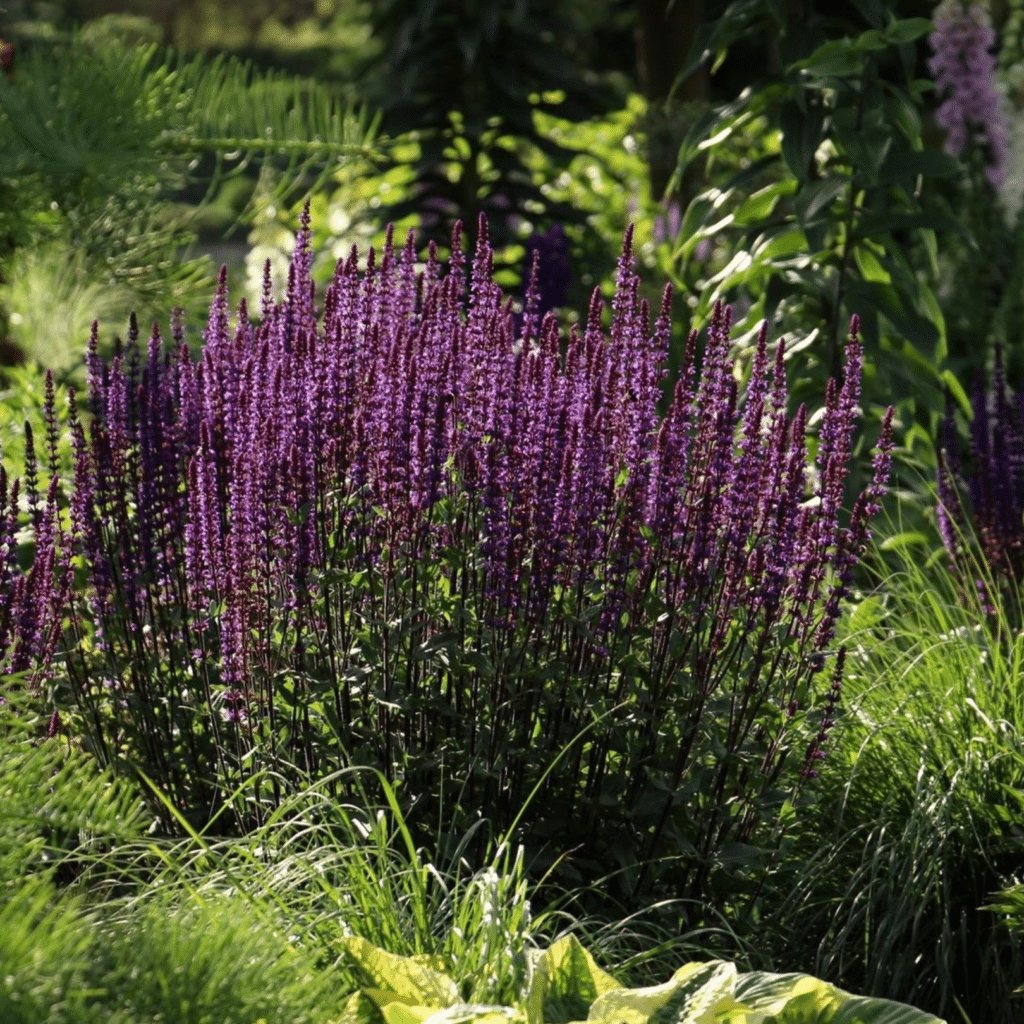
[
  {"xmin": 0, "ymin": 209, "xmax": 892, "ymax": 912},
  {"xmin": 938, "ymin": 345, "xmax": 1024, "ymax": 608}
]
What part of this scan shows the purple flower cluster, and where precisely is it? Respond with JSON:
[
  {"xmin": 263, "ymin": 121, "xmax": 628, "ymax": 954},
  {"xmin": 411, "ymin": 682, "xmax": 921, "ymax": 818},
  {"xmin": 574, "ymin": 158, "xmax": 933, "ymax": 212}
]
[
  {"xmin": 0, "ymin": 369, "xmax": 73, "ymax": 679},
  {"xmin": 0, "ymin": 209, "xmax": 892, "ymax": 850},
  {"xmin": 939, "ymin": 346, "xmax": 1024, "ymax": 602},
  {"xmin": 929, "ymin": 0, "xmax": 1009, "ymax": 187}
]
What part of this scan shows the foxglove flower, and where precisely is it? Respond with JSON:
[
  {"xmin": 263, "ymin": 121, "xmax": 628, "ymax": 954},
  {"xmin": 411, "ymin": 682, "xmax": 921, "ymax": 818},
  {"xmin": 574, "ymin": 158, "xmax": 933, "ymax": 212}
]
[{"xmin": 929, "ymin": 0, "xmax": 1010, "ymax": 187}]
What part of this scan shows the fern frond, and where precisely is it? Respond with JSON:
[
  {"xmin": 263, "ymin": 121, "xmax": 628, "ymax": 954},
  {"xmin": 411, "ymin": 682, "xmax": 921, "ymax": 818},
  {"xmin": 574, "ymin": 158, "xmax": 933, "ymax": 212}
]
[
  {"xmin": 161, "ymin": 49, "xmax": 383, "ymax": 216},
  {"xmin": 0, "ymin": 692, "xmax": 147, "ymax": 886},
  {"xmin": 0, "ymin": 32, "xmax": 382, "ymax": 318}
]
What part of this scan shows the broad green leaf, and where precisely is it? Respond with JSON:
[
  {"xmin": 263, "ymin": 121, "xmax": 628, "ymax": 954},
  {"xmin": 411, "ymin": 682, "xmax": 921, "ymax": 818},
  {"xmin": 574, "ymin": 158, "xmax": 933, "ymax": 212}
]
[
  {"xmin": 881, "ymin": 86, "xmax": 923, "ymax": 147},
  {"xmin": 853, "ymin": 245, "xmax": 891, "ymax": 285},
  {"xmin": 939, "ymin": 370, "xmax": 972, "ymax": 419},
  {"xmin": 790, "ymin": 39, "xmax": 865, "ymax": 79},
  {"xmin": 331, "ymin": 990, "xmax": 382, "ymax": 1024},
  {"xmin": 875, "ymin": 149, "xmax": 961, "ymax": 186},
  {"xmin": 340, "ymin": 937, "xmax": 460, "ymax": 1007},
  {"xmin": 585, "ymin": 958, "xmax": 720, "ymax": 1024},
  {"xmin": 586, "ymin": 961, "xmax": 737, "ymax": 1024},
  {"xmin": 779, "ymin": 100, "xmax": 826, "ymax": 181},
  {"xmin": 736, "ymin": 972, "xmax": 841, "ymax": 1019},
  {"xmin": 884, "ymin": 18, "xmax": 933, "ymax": 45},
  {"xmin": 794, "ymin": 176, "xmax": 850, "ymax": 226},
  {"xmin": 733, "ymin": 970, "xmax": 946, "ymax": 1023},
  {"xmin": 673, "ymin": 92, "xmax": 756, "ymax": 180},
  {"xmin": 382, "ymin": 1004, "xmax": 445, "ymax": 1024},
  {"xmin": 854, "ymin": 28, "xmax": 889, "ymax": 51},
  {"xmin": 829, "ymin": 994, "xmax": 945, "ymax": 1023},
  {"xmin": 733, "ymin": 180, "xmax": 796, "ymax": 225},
  {"xmin": 751, "ymin": 227, "xmax": 808, "ymax": 263},
  {"xmin": 422, "ymin": 1006, "xmax": 520, "ymax": 1024},
  {"xmin": 524, "ymin": 936, "xmax": 619, "ymax": 1024},
  {"xmin": 918, "ymin": 282, "xmax": 947, "ymax": 361},
  {"xmin": 919, "ymin": 227, "xmax": 940, "ymax": 281}
]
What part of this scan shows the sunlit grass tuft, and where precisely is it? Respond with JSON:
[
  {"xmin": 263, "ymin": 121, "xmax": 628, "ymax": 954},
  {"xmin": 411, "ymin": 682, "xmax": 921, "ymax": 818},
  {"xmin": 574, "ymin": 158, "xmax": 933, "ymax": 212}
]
[{"xmin": 763, "ymin": 529, "xmax": 1024, "ymax": 1023}]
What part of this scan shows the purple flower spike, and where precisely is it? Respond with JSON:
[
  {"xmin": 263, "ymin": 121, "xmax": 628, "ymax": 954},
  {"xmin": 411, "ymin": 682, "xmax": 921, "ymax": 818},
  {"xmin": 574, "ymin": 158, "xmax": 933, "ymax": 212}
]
[
  {"xmin": 0, "ymin": 209, "xmax": 892, "ymax": 851},
  {"xmin": 929, "ymin": 0, "xmax": 1009, "ymax": 186}
]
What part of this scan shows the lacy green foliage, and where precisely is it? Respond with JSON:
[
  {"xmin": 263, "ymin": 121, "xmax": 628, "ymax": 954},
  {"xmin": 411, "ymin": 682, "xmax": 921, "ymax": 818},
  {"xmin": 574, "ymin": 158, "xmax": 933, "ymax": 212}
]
[
  {"xmin": 0, "ymin": 362, "xmax": 75, "ymax": 483},
  {"xmin": 2, "ymin": 246, "xmax": 138, "ymax": 378},
  {"xmin": 0, "ymin": 689, "xmax": 142, "ymax": 1023},
  {"xmin": 762, "ymin": 558, "xmax": 1024, "ymax": 1023},
  {"xmin": 333, "ymin": 934, "xmax": 945, "ymax": 1024},
  {"xmin": 0, "ymin": 689, "xmax": 145, "ymax": 887},
  {"xmin": 662, "ymin": 2, "xmax": 962, "ymax": 436},
  {"xmin": 0, "ymin": 697, "xmax": 352, "ymax": 1023},
  {"xmin": 0, "ymin": 29, "xmax": 379, "ymax": 347}
]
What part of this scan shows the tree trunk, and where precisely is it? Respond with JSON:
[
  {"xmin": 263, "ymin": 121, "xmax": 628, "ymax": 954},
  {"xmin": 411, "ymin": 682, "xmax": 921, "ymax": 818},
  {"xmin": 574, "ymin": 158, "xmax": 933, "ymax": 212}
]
[{"xmin": 634, "ymin": 0, "xmax": 709, "ymax": 203}]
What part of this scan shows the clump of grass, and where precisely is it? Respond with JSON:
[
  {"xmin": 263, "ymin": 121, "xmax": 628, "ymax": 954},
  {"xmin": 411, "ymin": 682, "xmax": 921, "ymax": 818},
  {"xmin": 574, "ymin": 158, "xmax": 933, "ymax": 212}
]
[{"xmin": 763, "ymin": 534, "xmax": 1024, "ymax": 1023}]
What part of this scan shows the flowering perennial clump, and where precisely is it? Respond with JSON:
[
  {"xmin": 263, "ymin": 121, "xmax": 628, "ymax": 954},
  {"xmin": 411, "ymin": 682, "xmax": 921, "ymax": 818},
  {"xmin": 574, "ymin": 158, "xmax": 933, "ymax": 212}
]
[
  {"xmin": 0, "ymin": 210, "xmax": 891, "ymax": 902},
  {"xmin": 939, "ymin": 347, "xmax": 1024, "ymax": 603}
]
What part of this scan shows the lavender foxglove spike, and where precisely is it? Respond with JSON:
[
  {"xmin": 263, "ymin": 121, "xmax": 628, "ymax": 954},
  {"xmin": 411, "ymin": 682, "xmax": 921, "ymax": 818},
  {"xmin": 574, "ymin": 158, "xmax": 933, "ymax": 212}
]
[{"xmin": 929, "ymin": 0, "xmax": 1009, "ymax": 186}]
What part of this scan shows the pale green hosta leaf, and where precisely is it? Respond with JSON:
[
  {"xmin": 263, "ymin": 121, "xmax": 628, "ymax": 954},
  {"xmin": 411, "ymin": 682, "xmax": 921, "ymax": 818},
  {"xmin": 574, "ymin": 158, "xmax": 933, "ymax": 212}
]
[
  {"xmin": 423, "ymin": 1004, "xmax": 522, "ymax": 1024},
  {"xmin": 340, "ymin": 936, "xmax": 460, "ymax": 1007},
  {"xmin": 523, "ymin": 935, "xmax": 620, "ymax": 1024},
  {"xmin": 733, "ymin": 970, "xmax": 947, "ymax": 1023},
  {"xmin": 331, "ymin": 937, "xmax": 946, "ymax": 1024},
  {"xmin": 585, "ymin": 961, "xmax": 748, "ymax": 1024}
]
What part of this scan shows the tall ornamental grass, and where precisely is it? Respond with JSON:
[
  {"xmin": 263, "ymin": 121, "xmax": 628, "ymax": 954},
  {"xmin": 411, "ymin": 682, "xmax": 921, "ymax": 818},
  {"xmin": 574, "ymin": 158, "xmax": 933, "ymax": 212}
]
[
  {"xmin": 765, "ymin": 541, "xmax": 1024, "ymax": 1024},
  {"xmin": 0, "ymin": 208, "xmax": 892, "ymax": 910}
]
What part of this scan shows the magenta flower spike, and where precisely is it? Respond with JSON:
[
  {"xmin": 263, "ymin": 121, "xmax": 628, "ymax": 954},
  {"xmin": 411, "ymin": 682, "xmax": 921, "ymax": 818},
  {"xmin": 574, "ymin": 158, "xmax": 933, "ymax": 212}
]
[{"xmin": 0, "ymin": 212, "xmax": 892, "ymax": 875}]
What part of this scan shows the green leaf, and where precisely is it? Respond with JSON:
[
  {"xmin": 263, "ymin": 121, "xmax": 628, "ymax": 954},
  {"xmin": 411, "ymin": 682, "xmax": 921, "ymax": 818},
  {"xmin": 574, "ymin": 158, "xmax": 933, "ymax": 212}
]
[
  {"xmin": 734, "ymin": 971, "xmax": 946, "ymax": 1023},
  {"xmin": 794, "ymin": 176, "xmax": 850, "ymax": 226},
  {"xmin": 586, "ymin": 961, "xmax": 738, "ymax": 1024},
  {"xmin": 779, "ymin": 100, "xmax": 826, "ymax": 182},
  {"xmin": 854, "ymin": 29, "xmax": 889, "ymax": 51},
  {"xmin": 751, "ymin": 227, "xmax": 809, "ymax": 263},
  {"xmin": 381, "ymin": 1003, "xmax": 444, "ymax": 1024},
  {"xmin": 790, "ymin": 39, "xmax": 866, "ymax": 79},
  {"xmin": 524, "ymin": 935, "xmax": 618, "ymax": 1024},
  {"xmin": 884, "ymin": 18, "xmax": 934, "ymax": 46},
  {"xmin": 672, "ymin": 91, "xmax": 757, "ymax": 181},
  {"xmin": 940, "ymin": 370, "xmax": 972, "ymax": 419},
  {"xmin": 875, "ymin": 149, "xmax": 962, "ymax": 186},
  {"xmin": 853, "ymin": 244, "xmax": 892, "ymax": 285},
  {"xmin": 881, "ymin": 86, "xmax": 923, "ymax": 147},
  {"xmin": 333, "ymin": 990, "xmax": 382, "ymax": 1024},
  {"xmin": 918, "ymin": 281, "xmax": 947, "ymax": 361},
  {"xmin": 340, "ymin": 937, "xmax": 459, "ymax": 1008},
  {"xmin": 732, "ymin": 180, "xmax": 796, "ymax": 225}
]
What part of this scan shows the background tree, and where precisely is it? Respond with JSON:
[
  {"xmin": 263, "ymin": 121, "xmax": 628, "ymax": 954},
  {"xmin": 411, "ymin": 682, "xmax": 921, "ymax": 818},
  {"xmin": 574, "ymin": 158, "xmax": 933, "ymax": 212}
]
[{"xmin": 360, "ymin": 0, "xmax": 625, "ymax": 265}]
